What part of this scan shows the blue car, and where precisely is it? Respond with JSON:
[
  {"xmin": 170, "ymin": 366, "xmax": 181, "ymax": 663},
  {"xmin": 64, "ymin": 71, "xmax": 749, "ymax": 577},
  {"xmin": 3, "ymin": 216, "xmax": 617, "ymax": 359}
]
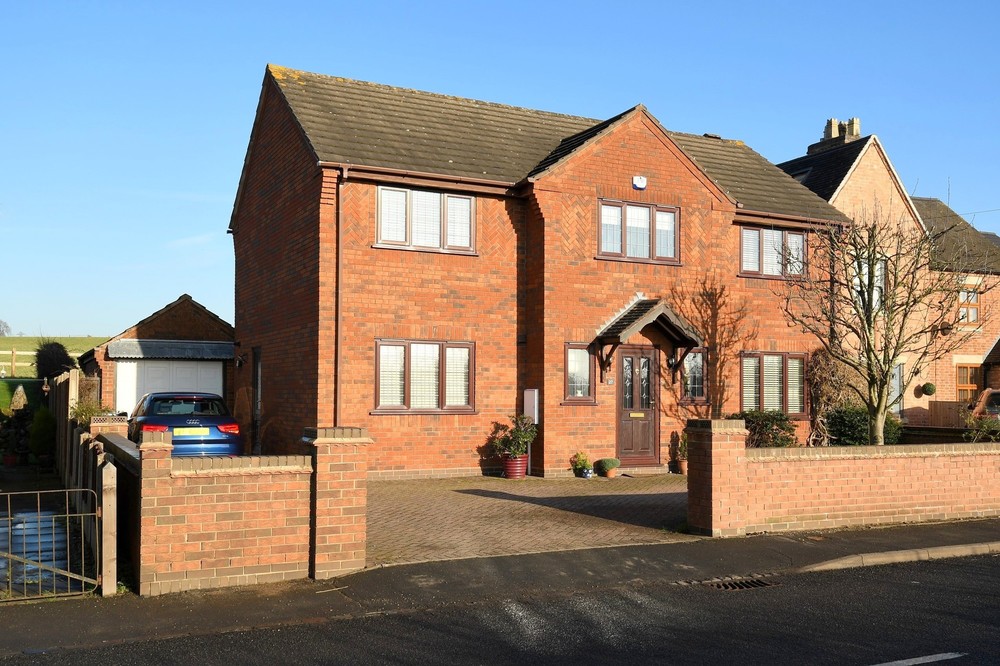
[{"xmin": 127, "ymin": 392, "xmax": 243, "ymax": 457}]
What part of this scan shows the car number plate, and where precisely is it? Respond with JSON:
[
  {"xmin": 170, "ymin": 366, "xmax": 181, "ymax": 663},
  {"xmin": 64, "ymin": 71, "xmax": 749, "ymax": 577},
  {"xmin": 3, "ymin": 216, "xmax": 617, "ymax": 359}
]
[{"xmin": 174, "ymin": 427, "xmax": 209, "ymax": 436}]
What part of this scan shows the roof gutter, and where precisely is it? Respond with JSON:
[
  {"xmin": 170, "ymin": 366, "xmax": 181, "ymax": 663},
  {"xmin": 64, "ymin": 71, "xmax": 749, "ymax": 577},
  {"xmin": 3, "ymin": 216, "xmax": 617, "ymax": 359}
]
[
  {"xmin": 317, "ymin": 161, "xmax": 514, "ymax": 195},
  {"xmin": 734, "ymin": 209, "xmax": 847, "ymax": 230}
]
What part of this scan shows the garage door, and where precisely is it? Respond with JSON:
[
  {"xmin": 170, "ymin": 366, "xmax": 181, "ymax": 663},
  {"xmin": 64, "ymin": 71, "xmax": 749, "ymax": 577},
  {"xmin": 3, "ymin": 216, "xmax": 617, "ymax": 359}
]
[{"xmin": 115, "ymin": 360, "xmax": 224, "ymax": 414}]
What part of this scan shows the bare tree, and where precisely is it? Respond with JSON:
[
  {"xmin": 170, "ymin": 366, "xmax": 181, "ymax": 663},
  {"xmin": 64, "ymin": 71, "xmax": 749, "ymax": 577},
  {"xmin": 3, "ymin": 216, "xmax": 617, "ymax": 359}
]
[
  {"xmin": 778, "ymin": 207, "xmax": 992, "ymax": 445},
  {"xmin": 0, "ymin": 319, "xmax": 10, "ymax": 337},
  {"xmin": 671, "ymin": 273, "xmax": 758, "ymax": 418}
]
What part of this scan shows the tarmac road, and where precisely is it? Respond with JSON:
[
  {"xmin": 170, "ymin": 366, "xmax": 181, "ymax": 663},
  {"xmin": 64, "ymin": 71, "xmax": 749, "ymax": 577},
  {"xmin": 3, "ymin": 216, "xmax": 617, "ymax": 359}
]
[{"xmin": 2, "ymin": 555, "xmax": 998, "ymax": 665}]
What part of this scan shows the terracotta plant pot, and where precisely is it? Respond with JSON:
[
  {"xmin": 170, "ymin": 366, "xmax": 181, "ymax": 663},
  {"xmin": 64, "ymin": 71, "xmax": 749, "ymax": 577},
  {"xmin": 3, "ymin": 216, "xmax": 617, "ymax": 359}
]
[
  {"xmin": 678, "ymin": 460, "xmax": 688, "ymax": 475},
  {"xmin": 601, "ymin": 467, "xmax": 617, "ymax": 478},
  {"xmin": 503, "ymin": 454, "xmax": 529, "ymax": 479}
]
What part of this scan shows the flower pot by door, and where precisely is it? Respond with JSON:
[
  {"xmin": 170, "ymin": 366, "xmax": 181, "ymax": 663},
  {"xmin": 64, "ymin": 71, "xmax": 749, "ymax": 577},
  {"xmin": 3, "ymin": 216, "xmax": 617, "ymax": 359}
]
[
  {"xmin": 601, "ymin": 468, "xmax": 617, "ymax": 478},
  {"xmin": 678, "ymin": 460, "xmax": 688, "ymax": 475},
  {"xmin": 503, "ymin": 454, "xmax": 529, "ymax": 479}
]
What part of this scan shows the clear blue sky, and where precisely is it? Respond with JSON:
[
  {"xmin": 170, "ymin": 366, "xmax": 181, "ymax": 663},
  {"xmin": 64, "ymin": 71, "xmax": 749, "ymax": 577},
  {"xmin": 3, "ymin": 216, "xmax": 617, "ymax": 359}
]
[{"xmin": 3, "ymin": 1, "xmax": 998, "ymax": 335}]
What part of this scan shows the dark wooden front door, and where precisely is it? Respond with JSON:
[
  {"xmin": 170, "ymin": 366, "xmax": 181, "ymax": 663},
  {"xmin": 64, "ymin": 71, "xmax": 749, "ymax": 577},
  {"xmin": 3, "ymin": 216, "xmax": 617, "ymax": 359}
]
[{"xmin": 617, "ymin": 347, "xmax": 659, "ymax": 465}]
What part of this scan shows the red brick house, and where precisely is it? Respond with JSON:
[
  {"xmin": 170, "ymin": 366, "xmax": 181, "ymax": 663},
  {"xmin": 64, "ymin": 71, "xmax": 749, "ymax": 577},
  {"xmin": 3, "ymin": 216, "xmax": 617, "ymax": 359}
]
[
  {"xmin": 779, "ymin": 119, "xmax": 1000, "ymax": 427},
  {"xmin": 229, "ymin": 65, "xmax": 848, "ymax": 477},
  {"xmin": 79, "ymin": 294, "xmax": 235, "ymax": 415}
]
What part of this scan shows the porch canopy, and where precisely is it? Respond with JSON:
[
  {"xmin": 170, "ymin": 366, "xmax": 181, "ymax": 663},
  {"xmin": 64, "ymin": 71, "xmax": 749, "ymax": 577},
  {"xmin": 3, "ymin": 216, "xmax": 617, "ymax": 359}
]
[
  {"xmin": 597, "ymin": 299, "xmax": 701, "ymax": 348},
  {"xmin": 595, "ymin": 298, "xmax": 702, "ymax": 374}
]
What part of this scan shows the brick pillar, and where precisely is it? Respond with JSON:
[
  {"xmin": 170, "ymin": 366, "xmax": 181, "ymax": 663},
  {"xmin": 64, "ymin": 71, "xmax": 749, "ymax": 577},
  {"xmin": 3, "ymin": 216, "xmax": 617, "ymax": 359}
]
[
  {"xmin": 90, "ymin": 415, "xmax": 129, "ymax": 438},
  {"xmin": 137, "ymin": 432, "xmax": 173, "ymax": 596},
  {"xmin": 304, "ymin": 427, "xmax": 370, "ymax": 580},
  {"xmin": 685, "ymin": 419, "xmax": 748, "ymax": 537}
]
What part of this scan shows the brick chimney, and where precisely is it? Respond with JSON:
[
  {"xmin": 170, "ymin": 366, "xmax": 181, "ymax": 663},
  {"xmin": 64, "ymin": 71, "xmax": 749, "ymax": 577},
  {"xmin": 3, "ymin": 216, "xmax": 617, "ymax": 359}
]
[{"xmin": 807, "ymin": 117, "xmax": 862, "ymax": 155}]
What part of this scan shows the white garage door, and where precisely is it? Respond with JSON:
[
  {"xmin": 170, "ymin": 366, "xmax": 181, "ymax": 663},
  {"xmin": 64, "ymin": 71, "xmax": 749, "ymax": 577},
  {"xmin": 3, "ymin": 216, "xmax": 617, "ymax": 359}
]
[{"xmin": 115, "ymin": 360, "xmax": 224, "ymax": 414}]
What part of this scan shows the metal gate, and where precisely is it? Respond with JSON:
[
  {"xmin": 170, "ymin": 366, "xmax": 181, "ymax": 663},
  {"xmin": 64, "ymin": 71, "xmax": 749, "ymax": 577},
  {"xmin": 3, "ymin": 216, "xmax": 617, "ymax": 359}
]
[{"xmin": 1, "ymin": 489, "xmax": 100, "ymax": 601}]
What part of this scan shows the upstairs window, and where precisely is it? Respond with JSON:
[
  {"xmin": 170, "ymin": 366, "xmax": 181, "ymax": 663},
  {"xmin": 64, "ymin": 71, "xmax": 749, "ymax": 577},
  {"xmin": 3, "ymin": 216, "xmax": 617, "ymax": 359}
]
[
  {"xmin": 960, "ymin": 290, "xmax": 980, "ymax": 323},
  {"xmin": 599, "ymin": 201, "xmax": 679, "ymax": 263},
  {"xmin": 853, "ymin": 254, "xmax": 886, "ymax": 311},
  {"xmin": 740, "ymin": 227, "xmax": 804, "ymax": 277},
  {"xmin": 377, "ymin": 187, "xmax": 475, "ymax": 252}
]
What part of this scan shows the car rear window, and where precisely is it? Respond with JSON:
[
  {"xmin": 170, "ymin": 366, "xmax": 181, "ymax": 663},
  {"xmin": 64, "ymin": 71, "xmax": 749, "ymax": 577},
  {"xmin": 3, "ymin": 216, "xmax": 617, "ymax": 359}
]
[
  {"xmin": 151, "ymin": 398, "xmax": 229, "ymax": 417},
  {"xmin": 986, "ymin": 393, "xmax": 1000, "ymax": 412}
]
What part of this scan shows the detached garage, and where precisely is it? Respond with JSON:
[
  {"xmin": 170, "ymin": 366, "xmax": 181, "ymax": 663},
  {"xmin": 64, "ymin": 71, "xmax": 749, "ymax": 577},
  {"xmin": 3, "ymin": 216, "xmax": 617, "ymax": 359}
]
[{"xmin": 80, "ymin": 295, "xmax": 235, "ymax": 414}]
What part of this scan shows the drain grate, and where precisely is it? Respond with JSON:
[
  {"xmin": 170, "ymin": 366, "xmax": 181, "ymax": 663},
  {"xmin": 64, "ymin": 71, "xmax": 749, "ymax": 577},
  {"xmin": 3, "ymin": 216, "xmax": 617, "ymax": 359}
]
[{"xmin": 704, "ymin": 578, "xmax": 777, "ymax": 591}]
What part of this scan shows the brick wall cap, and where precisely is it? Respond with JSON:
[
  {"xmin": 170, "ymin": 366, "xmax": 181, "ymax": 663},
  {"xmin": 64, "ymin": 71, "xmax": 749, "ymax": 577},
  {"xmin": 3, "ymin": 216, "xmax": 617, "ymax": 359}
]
[{"xmin": 685, "ymin": 418, "xmax": 748, "ymax": 432}]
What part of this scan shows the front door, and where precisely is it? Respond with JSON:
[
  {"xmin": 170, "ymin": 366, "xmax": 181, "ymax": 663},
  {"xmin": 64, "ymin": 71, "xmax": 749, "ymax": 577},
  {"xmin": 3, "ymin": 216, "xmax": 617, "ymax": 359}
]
[{"xmin": 617, "ymin": 347, "xmax": 659, "ymax": 465}]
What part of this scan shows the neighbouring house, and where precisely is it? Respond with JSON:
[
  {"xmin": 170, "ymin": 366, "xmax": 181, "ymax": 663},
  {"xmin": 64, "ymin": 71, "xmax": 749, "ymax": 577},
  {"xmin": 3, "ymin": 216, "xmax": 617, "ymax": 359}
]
[
  {"xmin": 79, "ymin": 294, "xmax": 235, "ymax": 416},
  {"xmin": 229, "ymin": 65, "xmax": 848, "ymax": 477},
  {"xmin": 778, "ymin": 118, "xmax": 1000, "ymax": 426}
]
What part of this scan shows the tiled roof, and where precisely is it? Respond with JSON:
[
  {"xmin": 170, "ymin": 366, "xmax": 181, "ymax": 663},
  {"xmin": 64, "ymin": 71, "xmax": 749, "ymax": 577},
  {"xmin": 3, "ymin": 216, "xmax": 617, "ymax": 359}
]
[
  {"xmin": 267, "ymin": 65, "xmax": 847, "ymax": 222},
  {"xmin": 597, "ymin": 299, "xmax": 702, "ymax": 347},
  {"xmin": 267, "ymin": 65, "xmax": 598, "ymax": 184},
  {"xmin": 776, "ymin": 137, "xmax": 871, "ymax": 202},
  {"xmin": 912, "ymin": 197, "xmax": 1000, "ymax": 273},
  {"xmin": 669, "ymin": 133, "xmax": 850, "ymax": 223}
]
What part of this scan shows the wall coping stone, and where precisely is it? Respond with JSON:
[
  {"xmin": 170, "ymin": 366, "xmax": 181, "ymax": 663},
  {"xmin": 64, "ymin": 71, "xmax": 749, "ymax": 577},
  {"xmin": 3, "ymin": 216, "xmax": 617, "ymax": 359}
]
[
  {"xmin": 748, "ymin": 442, "xmax": 1000, "ymax": 461},
  {"xmin": 686, "ymin": 419, "xmax": 747, "ymax": 432}
]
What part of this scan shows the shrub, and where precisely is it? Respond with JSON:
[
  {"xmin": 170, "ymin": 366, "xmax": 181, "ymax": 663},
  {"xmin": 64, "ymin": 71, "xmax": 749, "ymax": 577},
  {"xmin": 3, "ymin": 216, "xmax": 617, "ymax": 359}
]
[
  {"xmin": 727, "ymin": 410, "xmax": 796, "ymax": 448},
  {"xmin": 35, "ymin": 339, "xmax": 76, "ymax": 380},
  {"xmin": 29, "ymin": 406, "xmax": 56, "ymax": 456},
  {"xmin": 826, "ymin": 406, "xmax": 902, "ymax": 446},
  {"xmin": 487, "ymin": 414, "xmax": 537, "ymax": 457},
  {"xmin": 964, "ymin": 413, "xmax": 1000, "ymax": 443},
  {"xmin": 570, "ymin": 451, "xmax": 592, "ymax": 474},
  {"xmin": 70, "ymin": 400, "xmax": 115, "ymax": 429},
  {"xmin": 594, "ymin": 457, "xmax": 620, "ymax": 474},
  {"xmin": 921, "ymin": 382, "xmax": 937, "ymax": 396}
]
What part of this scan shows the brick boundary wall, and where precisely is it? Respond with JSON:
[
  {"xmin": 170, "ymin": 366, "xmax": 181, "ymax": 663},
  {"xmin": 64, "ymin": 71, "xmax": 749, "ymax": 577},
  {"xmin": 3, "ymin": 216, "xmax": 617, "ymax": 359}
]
[
  {"xmin": 97, "ymin": 425, "xmax": 369, "ymax": 596},
  {"xmin": 686, "ymin": 418, "xmax": 1000, "ymax": 537}
]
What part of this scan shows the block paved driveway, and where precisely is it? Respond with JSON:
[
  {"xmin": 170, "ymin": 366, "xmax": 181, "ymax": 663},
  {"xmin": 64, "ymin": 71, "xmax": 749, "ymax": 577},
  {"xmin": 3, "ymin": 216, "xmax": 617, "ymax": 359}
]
[{"xmin": 367, "ymin": 474, "xmax": 697, "ymax": 567}]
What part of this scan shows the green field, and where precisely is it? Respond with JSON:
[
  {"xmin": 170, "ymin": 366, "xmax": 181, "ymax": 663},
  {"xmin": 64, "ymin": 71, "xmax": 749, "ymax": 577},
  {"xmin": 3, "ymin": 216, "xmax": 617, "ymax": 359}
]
[{"xmin": 0, "ymin": 336, "xmax": 109, "ymax": 378}]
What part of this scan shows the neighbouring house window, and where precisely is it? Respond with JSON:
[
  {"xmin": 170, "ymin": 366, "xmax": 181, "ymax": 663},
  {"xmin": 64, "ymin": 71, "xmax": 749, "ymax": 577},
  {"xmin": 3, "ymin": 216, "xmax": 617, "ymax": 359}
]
[
  {"xmin": 853, "ymin": 254, "xmax": 886, "ymax": 311},
  {"xmin": 889, "ymin": 363, "xmax": 904, "ymax": 416},
  {"xmin": 956, "ymin": 364, "xmax": 982, "ymax": 403},
  {"xmin": 599, "ymin": 201, "xmax": 679, "ymax": 263},
  {"xmin": 564, "ymin": 343, "xmax": 596, "ymax": 403},
  {"xmin": 740, "ymin": 227, "xmax": 805, "ymax": 277},
  {"xmin": 960, "ymin": 290, "xmax": 980, "ymax": 323},
  {"xmin": 377, "ymin": 187, "xmax": 475, "ymax": 252},
  {"xmin": 741, "ymin": 352, "xmax": 806, "ymax": 416},
  {"xmin": 681, "ymin": 349, "xmax": 707, "ymax": 402},
  {"xmin": 375, "ymin": 340, "xmax": 475, "ymax": 412}
]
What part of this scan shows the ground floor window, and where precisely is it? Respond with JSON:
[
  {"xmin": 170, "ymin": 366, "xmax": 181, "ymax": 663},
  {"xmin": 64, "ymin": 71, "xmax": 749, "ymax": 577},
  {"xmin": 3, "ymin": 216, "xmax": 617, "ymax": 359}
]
[
  {"xmin": 741, "ymin": 352, "xmax": 806, "ymax": 416},
  {"xmin": 564, "ymin": 343, "xmax": 596, "ymax": 404},
  {"xmin": 681, "ymin": 348, "xmax": 707, "ymax": 403},
  {"xmin": 374, "ymin": 339, "xmax": 475, "ymax": 413},
  {"xmin": 957, "ymin": 364, "xmax": 982, "ymax": 403}
]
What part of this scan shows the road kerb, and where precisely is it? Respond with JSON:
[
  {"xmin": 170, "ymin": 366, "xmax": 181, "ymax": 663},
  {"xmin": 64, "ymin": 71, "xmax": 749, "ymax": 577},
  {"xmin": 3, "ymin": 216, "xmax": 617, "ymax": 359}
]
[{"xmin": 798, "ymin": 541, "xmax": 1000, "ymax": 573}]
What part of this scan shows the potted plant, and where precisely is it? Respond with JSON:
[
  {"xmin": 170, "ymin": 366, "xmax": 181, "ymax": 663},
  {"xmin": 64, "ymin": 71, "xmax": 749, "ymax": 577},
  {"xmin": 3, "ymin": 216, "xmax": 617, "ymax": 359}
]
[
  {"xmin": 676, "ymin": 432, "xmax": 689, "ymax": 475},
  {"xmin": 570, "ymin": 451, "xmax": 593, "ymax": 478},
  {"xmin": 594, "ymin": 457, "xmax": 621, "ymax": 478},
  {"xmin": 488, "ymin": 414, "xmax": 537, "ymax": 479}
]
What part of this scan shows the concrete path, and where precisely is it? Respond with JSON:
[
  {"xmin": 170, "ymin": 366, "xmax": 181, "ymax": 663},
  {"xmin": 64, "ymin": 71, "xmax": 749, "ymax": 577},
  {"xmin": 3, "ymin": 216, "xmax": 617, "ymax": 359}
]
[{"xmin": 367, "ymin": 473, "xmax": 695, "ymax": 566}]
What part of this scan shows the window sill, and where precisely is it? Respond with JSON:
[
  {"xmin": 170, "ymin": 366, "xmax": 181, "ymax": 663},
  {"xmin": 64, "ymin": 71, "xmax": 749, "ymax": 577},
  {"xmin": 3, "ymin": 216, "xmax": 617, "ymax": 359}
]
[
  {"xmin": 560, "ymin": 400, "xmax": 598, "ymax": 406},
  {"xmin": 370, "ymin": 408, "xmax": 478, "ymax": 416},
  {"xmin": 738, "ymin": 272, "xmax": 800, "ymax": 281},
  {"xmin": 594, "ymin": 255, "xmax": 680, "ymax": 267},
  {"xmin": 679, "ymin": 398, "xmax": 709, "ymax": 406},
  {"xmin": 372, "ymin": 243, "xmax": 478, "ymax": 257}
]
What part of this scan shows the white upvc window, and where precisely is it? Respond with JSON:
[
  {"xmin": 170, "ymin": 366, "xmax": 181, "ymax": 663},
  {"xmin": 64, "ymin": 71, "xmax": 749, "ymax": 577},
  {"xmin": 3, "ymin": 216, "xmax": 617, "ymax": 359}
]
[{"xmin": 377, "ymin": 187, "xmax": 475, "ymax": 252}]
